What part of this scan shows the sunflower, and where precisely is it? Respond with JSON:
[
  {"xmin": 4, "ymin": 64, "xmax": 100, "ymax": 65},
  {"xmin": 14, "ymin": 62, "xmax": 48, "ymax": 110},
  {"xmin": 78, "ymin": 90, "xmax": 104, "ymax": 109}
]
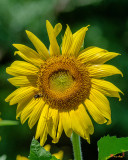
[{"xmin": 5, "ymin": 20, "xmax": 122, "ymax": 146}]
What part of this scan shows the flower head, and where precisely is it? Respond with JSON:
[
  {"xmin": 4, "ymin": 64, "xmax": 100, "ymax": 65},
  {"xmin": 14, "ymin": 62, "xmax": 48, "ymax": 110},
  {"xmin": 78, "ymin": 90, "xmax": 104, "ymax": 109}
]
[{"xmin": 5, "ymin": 20, "xmax": 122, "ymax": 146}]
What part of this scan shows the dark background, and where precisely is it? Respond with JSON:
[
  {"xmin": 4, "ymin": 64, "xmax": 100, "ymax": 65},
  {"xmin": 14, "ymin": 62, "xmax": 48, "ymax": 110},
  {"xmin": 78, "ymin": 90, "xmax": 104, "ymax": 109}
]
[{"xmin": 0, "ymin": 0, "xmax": 128, "ymax": 159}]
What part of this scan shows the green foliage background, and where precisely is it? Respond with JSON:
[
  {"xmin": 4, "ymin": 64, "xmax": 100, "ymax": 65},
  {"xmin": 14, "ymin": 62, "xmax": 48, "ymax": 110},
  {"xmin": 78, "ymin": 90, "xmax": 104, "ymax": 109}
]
[{"xmin": 0, "ymin": 0, "xmax": 128, "ymax": 159}]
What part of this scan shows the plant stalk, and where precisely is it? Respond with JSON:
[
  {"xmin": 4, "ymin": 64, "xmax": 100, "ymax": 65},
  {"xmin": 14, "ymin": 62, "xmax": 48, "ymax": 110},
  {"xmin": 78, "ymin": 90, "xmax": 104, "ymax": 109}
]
[{"xmin": 71, "ymin": 132, "xmax": 83, "ymax": 160}]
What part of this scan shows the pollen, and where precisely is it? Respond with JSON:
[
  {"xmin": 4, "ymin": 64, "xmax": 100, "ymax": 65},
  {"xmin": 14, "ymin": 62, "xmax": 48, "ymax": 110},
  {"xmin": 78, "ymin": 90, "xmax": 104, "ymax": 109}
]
[{"xmin": 37, "ymin": 56, "xmax": 91, "ymax": 110}]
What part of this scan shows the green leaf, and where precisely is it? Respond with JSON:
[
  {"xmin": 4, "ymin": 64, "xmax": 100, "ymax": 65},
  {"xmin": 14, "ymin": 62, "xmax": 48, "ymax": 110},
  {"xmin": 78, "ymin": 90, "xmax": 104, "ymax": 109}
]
[
  {"xmin": 0, "ymin": 120, "xmax": 18, "ymax": 126},
  {"xmin": 98, "ymin": 135, "xmax": 128, "ymax": 160},
  {"xmin": 29, "ymin": 138, "xmax": 59, "ymax": 160}
]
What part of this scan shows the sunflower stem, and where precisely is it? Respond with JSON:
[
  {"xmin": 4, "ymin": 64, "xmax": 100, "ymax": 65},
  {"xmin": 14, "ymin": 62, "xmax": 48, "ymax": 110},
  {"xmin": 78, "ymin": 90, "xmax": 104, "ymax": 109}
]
[{"xmin": 71, "ymin": 132, "xmax": 83, "ymax": 160}]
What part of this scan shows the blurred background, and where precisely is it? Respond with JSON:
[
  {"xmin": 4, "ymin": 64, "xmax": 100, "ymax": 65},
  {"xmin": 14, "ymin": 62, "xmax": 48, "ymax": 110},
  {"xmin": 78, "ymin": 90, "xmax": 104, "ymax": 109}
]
[{"xmin": 0, "ymin": 0, "xmax": 128, "ymax": 159}]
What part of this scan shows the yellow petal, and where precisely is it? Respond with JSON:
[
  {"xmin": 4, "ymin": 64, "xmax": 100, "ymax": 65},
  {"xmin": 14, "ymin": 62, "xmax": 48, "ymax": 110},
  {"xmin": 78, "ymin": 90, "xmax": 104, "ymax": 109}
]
[
  {"xmin": 46, "ymin": 20, "xmax": 60, "ymax": 56},
  {"xmin": 91, "ymin": 78, "xmax": 123, "ymax": 94},
  {"xmin": 87, "ymin": 64, "xmax": 123, "ymax": 78},
  {"xmin": 59, "ymin": 111, "xmax": 72, "ymax": 137},
  {"xmin": 40, "ymin": 125, "xmax": 48, "ymax": 146},
  {"xmin": 89, "ymin": 88, "xmax": 111, "ymax": 124},
  {"xmin": 13, "ymin": 44, "xmax": 44, "ymax": 67},
  {"xmin": 44, "ymin": 144, "xmax": 51, "ymax": 152},
  {"xmin": 69, "ymin": 108, "xmax": 90, "ymax": 142},
  {"xmin": 62, "ymin": 25, "xmax": 73, "ymax": 56},
  {"xmin": 8, "ymin": 75, "xmax": 37, "ymax": 87},
  {"xmin": 92, "ymin": 83, "xmax": 122, "ymax": 100},
  {"xmin": 9, "ymin": 86, "xmax": 37, "ymax": 105},
  {"xmin": 75, "ymin": 104, "xmax": 94, "ymax": 135},
  {"xmin": 77, "ymin": 46, "xmax": 120, "ymax": 64},
  {"xmin": 52, "ymin": 151, "xmax": 64, "ymax": 160},
  {"xmin": 5, "ymin": 86, "xmax": 37, "ymax": 102},
  {"xmin": 5, "ymin": 87, "xmax": 25, "ymax": 102},
  {"xmin": 48, "ymin": 107, "xmax": 59, "ymax": 139},
  {"xmin": 52, "ymin": 115, "xmax": 63, "ymax": 143},
  {"xmin": 11, "ymin": 60, "xmax": 38, "ymax": 71},
  {"xmin": 68, "ymin": 26, "xmax": 89, "ymax": 57},
  {"xmin": 16, "ymin": 155, "xmax": 28, "ymax": 160},
  {"xmin": 16, "ymin": 95, "xmax": 33, "ymax": 119},
  {"xmin": 28, "ymin": 99, "xmax": 45, "ymax": 129},
  {"xmin": 20, "ymin": 98, "xmax": 39, "ymax": 124},
  {"xmin": 6, "ymin": 61, "xmax": 38, "ymax": 76},
  {"xmin": 49, "ymin": 23, "xmax": 62, "ymax": 56},
  {"xmin": 26, "ymin": 30, "xmax": 50, "ymax": 60},
  {"xmin": 54, "ymin": 23, "xmax": 62, "ymax": 37},
  {"xmin": 85, "ymin": 99, "xmax": 107, "ymax": 124},
  {"xmin": 35, "ymin": 104, "xmax": 49, "ymax": 139},
  {"xmin": 73, "ymin": 26, "xmax": 88, "ymax": 38}
]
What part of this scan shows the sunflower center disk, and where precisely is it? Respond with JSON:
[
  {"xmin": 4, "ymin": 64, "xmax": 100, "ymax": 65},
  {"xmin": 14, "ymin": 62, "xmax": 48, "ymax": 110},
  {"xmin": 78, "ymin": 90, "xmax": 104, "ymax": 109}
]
[
  {"xmin": 49, "ymin": 71, "xmax": 75, "ymax": 93},
  {"xmin": 37, "ymin": 56, "xmax": 91, "ymax": 110}
]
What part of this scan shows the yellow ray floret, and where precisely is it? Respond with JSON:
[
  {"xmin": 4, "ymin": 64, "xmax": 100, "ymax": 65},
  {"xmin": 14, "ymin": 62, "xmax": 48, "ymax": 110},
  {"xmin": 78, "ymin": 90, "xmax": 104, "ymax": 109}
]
[
  {"xmin": 46, "ymin": 20, "xmax": 61, "ymax": 56},
  {"xmin": 62, "ymin": 25, "xmax": 73, "ymax": 56},
  {"xmin": 13, "ymin": 44, "xmax": 44, "ymax": 67},
  {"xmin": 16, "ymin": 155, "xmax": 28, "ymax": 160},
  {"xmin": 87, "ymin": 64, "xmax": 123, "ymax": 78},
  {"xmin": 77, "ymin": 46, "xmax": 120, "ymax": 64}
]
